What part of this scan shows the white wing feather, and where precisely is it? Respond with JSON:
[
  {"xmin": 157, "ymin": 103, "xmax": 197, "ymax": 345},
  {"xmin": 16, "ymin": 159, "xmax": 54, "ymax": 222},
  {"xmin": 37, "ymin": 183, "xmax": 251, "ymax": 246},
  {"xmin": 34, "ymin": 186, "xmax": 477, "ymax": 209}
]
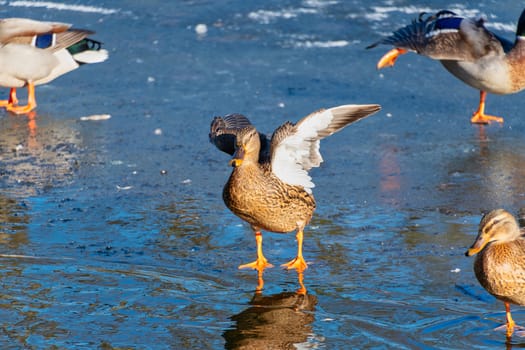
[
  {"xmin": 272, "ymin": 109, "xmax": 335, "ymax": 194},
  {"xmin": 270, "ymin": 104, "xmax": 381, "ymax": 194}
]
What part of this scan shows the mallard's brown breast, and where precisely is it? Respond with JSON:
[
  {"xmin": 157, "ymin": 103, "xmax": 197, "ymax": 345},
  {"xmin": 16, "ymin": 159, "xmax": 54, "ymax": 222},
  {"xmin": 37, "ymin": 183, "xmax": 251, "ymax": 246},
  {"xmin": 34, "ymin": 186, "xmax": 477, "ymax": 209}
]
[
  {"xmin": 474, "ymin": 239, "xmax": 525, "ymax": 305},
  {"xmin": 223, "ymin": 163, "xmax": 315, "ymax": 233}
]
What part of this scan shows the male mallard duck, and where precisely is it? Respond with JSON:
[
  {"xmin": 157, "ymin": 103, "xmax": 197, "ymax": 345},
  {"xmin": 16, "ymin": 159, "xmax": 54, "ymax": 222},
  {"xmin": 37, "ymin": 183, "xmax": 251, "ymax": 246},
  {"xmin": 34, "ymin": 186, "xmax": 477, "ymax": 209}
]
[
  {"xmin": 0, "ymin": 18, "xmax": 108, "ymax": 114},
  {"xmin": 210, "ymin": 104, "xmax": 381, "ymax": 272},
  {"xmin": 367, "ymin": 9, "xmax": 525, "ymax": 124},
  {"xmin": 466, "ymin": 209, "xmax": 525, "ymax": 338}
]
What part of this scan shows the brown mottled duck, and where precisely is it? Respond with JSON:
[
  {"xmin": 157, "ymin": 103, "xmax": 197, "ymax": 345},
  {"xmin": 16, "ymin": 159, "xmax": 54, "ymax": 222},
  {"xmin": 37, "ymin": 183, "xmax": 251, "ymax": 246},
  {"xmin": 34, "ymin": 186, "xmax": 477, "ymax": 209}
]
[
  {"xmin": 367, "ymin": 9, "xmax": 525, "ymax": 124},
  {"xmin": 210, "ymin": 104, "xmax": 381, "ymax": 272},
  {"xmin": 466, "ymin": 209, "xmax": 525, "ymax": 337}
]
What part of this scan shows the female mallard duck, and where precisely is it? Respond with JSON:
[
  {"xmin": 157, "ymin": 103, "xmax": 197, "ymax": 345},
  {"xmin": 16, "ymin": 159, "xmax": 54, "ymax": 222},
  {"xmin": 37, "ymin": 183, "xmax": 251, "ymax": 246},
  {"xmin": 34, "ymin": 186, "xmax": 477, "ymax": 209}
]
[
  {"xmin": 210, "ymin": 104, "xmax": 381, "ymax": 272},
  {"xmin": 209, "ymin": 113, "xmax": 270, "ymax": 163},
  {"xmin": 0, "ymin": 18, "xmax": 108, "ymax": 114},
  {"xmin": 367, "ymin": 9, "xmax": 525, "ymax": 124},
  {"xmin": 466, "ymin": 209, "xmax": 525, "ymax": 337}
]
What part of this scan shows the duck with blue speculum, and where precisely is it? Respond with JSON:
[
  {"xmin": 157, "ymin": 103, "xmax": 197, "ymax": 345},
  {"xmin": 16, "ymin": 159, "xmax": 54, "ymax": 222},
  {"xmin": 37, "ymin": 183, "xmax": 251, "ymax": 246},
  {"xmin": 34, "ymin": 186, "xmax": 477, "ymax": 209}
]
[
  {"xmin": 0, "ymin": 18, "xmax": 108, "ymax": 114},
  {"xmin": 210, "ymin": 104, "xmax": 381, "ymax": 272},
  {"xmin": 367, "ymin": 9, "xmax": 525, "ymax": 124}
]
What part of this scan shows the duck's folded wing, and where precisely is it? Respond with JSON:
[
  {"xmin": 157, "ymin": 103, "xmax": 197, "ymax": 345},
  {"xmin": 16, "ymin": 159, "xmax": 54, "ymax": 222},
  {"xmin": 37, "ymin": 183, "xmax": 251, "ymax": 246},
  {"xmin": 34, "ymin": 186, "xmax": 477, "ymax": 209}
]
[
  {"xmin": 0, "ymin": 18, "xmax": 71, "ymax": 43},
  {"xmin": 52, "ymin": 30, "xmax": 95, "ymax": 51},
  {"xmin": 367, "ymin": 10, "xmax": 504, "ymax": 61},
  {"xmin": 270, "ymin": 104, "xmax": 381, "ymax": 193}
]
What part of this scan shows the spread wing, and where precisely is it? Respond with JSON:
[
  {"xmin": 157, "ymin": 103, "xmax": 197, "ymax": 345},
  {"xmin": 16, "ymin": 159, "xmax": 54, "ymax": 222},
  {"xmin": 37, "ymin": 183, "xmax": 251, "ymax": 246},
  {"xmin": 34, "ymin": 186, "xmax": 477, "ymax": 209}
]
[
  {"xmin": 367, "ymin": 10, "xmax": 506, "ymax": 61},
  {"xmin": 209, "ymin": 113, "xmax": 270, "ymax": 162},
  {"xmin": 270, "ymin": 104, "xmax": 381, "ymax": 193}
]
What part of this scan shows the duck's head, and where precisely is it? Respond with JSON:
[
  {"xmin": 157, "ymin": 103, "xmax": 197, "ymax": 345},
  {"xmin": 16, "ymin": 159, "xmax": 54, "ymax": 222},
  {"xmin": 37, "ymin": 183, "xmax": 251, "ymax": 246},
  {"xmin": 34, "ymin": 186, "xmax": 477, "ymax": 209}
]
[
  {"xmin": 465, "ymin": 209, "xmax": 522, "ymax": 257},
  {"xmin": 229, "ymin": 126, "xmax": 260, "ymax": 167}
]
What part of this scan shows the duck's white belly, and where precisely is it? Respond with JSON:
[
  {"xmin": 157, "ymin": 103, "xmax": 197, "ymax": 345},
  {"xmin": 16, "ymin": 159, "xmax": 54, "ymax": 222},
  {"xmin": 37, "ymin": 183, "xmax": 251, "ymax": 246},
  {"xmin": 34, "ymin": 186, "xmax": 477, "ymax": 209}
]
[
  {"xmin": 441, "ymin": 57, "xmax": 515, "ymax": 95},
  {"xmin": 0, "ymin": 44, "xmax": 58, "ymax": 87}
]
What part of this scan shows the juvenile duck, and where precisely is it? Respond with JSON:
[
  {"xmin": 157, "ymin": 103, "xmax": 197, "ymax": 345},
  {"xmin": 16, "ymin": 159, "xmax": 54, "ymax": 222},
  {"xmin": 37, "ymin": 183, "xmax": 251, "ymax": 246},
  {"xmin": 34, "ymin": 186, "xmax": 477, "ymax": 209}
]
[
  {"xmin": 210, "ymin": 104, "xmax": 381, "ymax": 272},
  {"xmin": 466, "ymin": 209, "xmax": 525, "ymax": 337},
  {"xmin": 0, "ymin": 18, "xmax": 108, "ymax": 114},
  {"xmin": 367, "ymin": 9, "xmax": 525, "ymax": 124}
]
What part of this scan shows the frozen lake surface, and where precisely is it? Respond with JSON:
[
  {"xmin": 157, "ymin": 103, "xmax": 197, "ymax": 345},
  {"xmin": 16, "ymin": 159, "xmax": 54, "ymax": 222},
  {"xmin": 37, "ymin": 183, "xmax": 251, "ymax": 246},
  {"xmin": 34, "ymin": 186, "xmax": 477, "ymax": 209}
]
[{"xmin": 1, "ymin": 0, "xmax": 525, "ymax": 348}]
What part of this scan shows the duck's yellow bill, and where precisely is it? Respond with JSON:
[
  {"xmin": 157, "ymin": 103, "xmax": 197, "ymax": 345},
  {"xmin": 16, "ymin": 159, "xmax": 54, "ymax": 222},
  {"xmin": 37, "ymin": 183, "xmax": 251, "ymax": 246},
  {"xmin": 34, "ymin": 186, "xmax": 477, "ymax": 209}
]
[
  {"xmin": 229, "ymin": 158, "xmax": 243, "ymax": 167},
  {"xmin": 465, "ymin": 236, "xmax": 488, "ymax": 257}
]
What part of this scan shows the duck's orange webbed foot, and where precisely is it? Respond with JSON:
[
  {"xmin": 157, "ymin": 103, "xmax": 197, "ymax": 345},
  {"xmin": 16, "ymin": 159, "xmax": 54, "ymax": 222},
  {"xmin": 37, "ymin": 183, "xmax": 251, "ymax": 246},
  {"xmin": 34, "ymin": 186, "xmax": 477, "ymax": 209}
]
[
  {"xmin": 495, "ymin": 303, "xmax": 525, "ymax": 338},
  {"xmin": 470, "ymin": 111, "xmax": 504, "ymax": 125},
  {"xmin": 6, "ymin": 103, "xmax": 37, "ymax": 115},
  {"xmin": 377, "ymin": 48, "xmax": 407, "ymax": 69},
  {"xmin": 238, "ymin": 258, "xmax": 273, "ymax": 271},
  {"xmin": 6, "ymin": 84, "xmax": 36, "ymax": 115},
  {"xmin": 239, "ymin": 231, "xmax": 273, "ymax": 272},
  {"xmin": 493, "ymin": 323, "xmax": 525, "ymax": 338},
  {"xmin": 281, "ymin": 255, "xmax": 307, "ymax": 272},
  {"xmin": 470, "ymin": 90, "xmax": 504, "ymax": 124}
]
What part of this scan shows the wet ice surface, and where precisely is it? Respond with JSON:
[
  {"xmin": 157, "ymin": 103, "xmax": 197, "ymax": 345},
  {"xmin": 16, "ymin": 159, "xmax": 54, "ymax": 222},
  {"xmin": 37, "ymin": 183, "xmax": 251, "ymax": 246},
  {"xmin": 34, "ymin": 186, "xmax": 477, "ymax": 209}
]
[{"xmin": 1, "ymin": 0, "xmax": 525, "ymax": 348}]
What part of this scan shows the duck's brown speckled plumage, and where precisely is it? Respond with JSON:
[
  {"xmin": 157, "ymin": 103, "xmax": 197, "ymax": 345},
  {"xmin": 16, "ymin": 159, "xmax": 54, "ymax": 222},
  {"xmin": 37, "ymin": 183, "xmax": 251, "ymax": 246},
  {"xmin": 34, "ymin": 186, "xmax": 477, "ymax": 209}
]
[
  {"xmin": 211, "ymin": 104, "xmax": 381, "ymax": 272},
  {"xmin": 474, "ymin": 238, "xmax": 525, "ymax": 305},
  {"xmin": 222, "ymin": 125, "xmax": 315, "ymax": 234},
  {"xmin": 508, "ymin": 40, "xmax": 525, "ymax": 93},
  {"xmin": 224, "ymin": 169, "xmax": 315, "ymax": 233},
  {"xmin": 466, "ymin": 209, "xmax": 525, "ymax": 337}
]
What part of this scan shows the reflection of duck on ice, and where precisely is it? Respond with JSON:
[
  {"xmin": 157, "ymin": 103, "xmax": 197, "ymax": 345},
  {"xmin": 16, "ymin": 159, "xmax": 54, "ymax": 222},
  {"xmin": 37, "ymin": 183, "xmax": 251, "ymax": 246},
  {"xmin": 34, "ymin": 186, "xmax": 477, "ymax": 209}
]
[
  {"xmin": 0, "ymin": 193, "xmax": 29, "ymax": 249},
  {"xmin": 223, "ymin": 280, "xmax": 318, "ymax": 349},
  {"xmin": 0, "ymin": 114, "xmax": 82, "ymax": 197}
]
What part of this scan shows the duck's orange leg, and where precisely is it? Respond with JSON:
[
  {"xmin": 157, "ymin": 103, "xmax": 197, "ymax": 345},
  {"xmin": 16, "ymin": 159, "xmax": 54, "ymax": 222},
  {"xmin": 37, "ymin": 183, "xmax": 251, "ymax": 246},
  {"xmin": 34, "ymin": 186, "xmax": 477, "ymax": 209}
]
[
  {"xmin": 255, "ymin": 269, "xmax": 264, "ymax": 293},
  {"xmin": 281, "ymin": 229, "xmax": 308, "ymax": 272},
  {"xmin": 506, "ymin": 302, "xmax": 516, "ymax": 338},
  {"xmin": 296, "ymin": 271, "xmax": 307, "ymax": 295},
  {"xmin": 6, "ymin": 83, "xmax": 37, "ymax": 115},
  {"xmin": 471, "ymin": 91, "xmax": 504, "ymax": 124},
  {"xmin": 493, "ymin": 302, "xmax": 525, "ymax": 337},
  {"xmin": 377, "ymin": 48, "xmax": 408, "ymax": 69},
  {"xmin": 9, "ymin": 88, "xmax": 18, "ymax": 106},
  {"xmin": 0, "ymin": 88, "xmax": 18, "ymax": 108},
  {"xmin": 239, "ymin": 231, "xmax": 273, "ymax": 271}
]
